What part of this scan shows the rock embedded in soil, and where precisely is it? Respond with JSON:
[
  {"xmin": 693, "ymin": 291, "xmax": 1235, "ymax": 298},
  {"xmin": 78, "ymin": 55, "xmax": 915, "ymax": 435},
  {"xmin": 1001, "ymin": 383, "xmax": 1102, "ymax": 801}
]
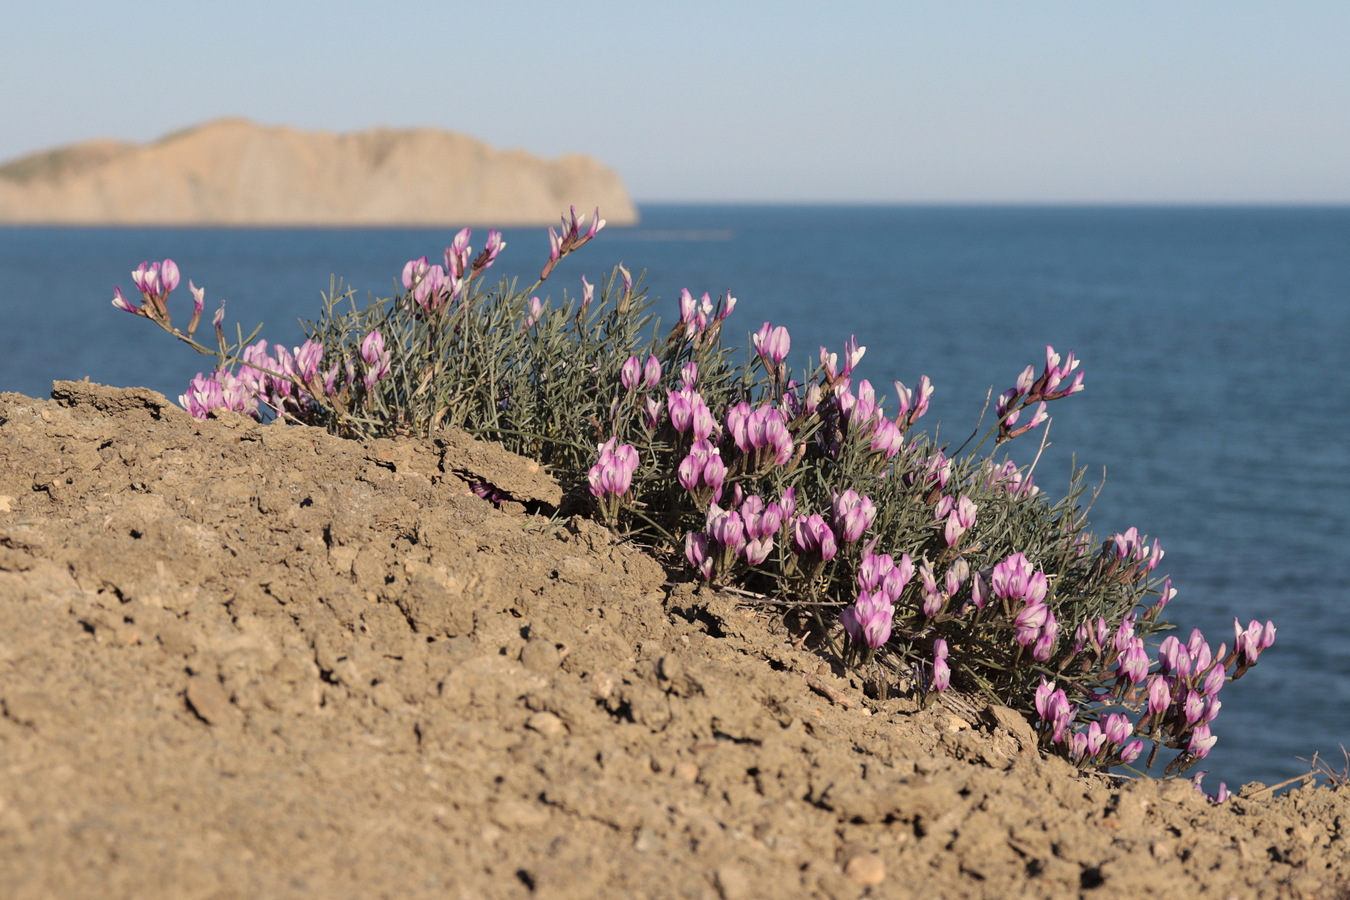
[{"xmin": 0, "ymin": 382, "xmax": 1348, "ymax": 899}]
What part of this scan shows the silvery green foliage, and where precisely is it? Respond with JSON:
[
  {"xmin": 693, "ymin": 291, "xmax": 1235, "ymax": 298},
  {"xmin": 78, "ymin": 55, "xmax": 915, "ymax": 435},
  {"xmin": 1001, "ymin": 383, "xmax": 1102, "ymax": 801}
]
[{"xmin": 110, "ymin": 218, "xmax": 1272, "ymax": 779}]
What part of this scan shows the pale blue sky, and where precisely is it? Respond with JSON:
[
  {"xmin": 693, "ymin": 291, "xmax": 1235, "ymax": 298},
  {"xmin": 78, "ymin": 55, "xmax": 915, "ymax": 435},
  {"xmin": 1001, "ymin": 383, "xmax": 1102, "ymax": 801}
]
[{"xmin": 4, "ymin": 1, "xmax": 1348, "ymax": 203}]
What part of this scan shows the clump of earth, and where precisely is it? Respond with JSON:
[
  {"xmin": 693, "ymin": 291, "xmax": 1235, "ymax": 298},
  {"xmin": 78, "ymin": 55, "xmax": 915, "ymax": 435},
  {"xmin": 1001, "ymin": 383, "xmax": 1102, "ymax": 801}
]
[{"xmin": 0, "ymin": 382, "xmax": 1345, "ymax": 898}]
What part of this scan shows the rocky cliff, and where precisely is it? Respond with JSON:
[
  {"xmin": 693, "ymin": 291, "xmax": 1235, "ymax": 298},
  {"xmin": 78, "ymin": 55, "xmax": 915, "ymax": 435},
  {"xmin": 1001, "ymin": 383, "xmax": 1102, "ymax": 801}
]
[{"xmin": 0, "ymin": 119, "xmax": 638, "ymax": 226}]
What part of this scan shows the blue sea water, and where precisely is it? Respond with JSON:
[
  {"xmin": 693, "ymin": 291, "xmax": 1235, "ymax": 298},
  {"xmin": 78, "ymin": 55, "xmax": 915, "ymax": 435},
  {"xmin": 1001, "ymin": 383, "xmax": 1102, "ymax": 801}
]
[{"xmin": 3, "ymin": 204, "xmax": 1348, "ymax": 790}]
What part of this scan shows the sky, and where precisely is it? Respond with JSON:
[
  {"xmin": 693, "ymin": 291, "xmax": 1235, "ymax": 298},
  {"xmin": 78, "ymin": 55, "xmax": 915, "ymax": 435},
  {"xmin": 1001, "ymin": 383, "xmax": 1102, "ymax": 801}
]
[{"xmin": 3, "ymin": 1, "xmax": 1349, "ymax": 204}]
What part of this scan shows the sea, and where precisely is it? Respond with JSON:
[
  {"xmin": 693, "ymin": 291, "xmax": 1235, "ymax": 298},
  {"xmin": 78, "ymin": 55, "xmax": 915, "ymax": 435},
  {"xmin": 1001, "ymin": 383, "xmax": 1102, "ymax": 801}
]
[{"xmin": 3, "ymin": 204, "xmax": 1347, "ymax": 790}]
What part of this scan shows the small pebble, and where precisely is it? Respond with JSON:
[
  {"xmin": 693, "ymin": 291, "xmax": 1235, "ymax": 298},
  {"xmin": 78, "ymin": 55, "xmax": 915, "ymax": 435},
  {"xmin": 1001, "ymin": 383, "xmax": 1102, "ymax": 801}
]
[
  {"xmin": 525, "ymin": 711, "xmax": 566, "ymax": 737},
  {"xmin": 520, "ymin": 638, "xmax": 560, "ymax": 673},
  {"xmin": 844, "ymin": 852, "xmax": 886, "ymax": 887},
  {"xmin": 715, "ymin": 865, "xmax": 751, "ymax": 900},
  {"xmin": 588, "ymin": 671, "xmax": 616, "ymax": 700},
  {"xmin": 185, "ymin": 676, "xmax": 238, "ymax": 728}
]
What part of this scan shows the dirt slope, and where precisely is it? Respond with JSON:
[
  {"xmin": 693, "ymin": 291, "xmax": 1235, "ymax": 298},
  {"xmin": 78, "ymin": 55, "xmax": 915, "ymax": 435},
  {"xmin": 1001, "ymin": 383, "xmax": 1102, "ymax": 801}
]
[{"xmin": 0, "ymin": 383, "xmax": 1345, "ymax": 899}]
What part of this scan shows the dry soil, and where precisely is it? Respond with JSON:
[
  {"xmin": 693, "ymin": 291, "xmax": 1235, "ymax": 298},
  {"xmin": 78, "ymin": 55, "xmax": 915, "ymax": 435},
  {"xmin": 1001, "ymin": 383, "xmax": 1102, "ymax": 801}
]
[{"xmin": 0, "ymin": 382, "xmax": 1346, "ymax": 899}]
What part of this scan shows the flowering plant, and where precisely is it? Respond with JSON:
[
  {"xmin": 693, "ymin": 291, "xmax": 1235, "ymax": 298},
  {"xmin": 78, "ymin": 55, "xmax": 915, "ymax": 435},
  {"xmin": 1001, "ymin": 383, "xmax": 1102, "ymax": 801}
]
[{"xmin": 109, "ymin": 207, "xmax": 1273, "ymax": 780}]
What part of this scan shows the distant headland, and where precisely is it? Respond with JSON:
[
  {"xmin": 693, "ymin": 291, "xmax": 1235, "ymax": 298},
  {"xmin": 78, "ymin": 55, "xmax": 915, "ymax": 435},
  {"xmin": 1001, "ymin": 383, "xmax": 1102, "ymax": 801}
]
[{"xmin": 0, "ymin": 118, "xmax": 638, "ymax": 227}]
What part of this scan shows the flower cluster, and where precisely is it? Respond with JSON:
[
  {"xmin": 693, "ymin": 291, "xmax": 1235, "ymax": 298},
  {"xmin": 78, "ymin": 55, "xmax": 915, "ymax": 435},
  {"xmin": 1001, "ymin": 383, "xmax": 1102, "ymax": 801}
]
[
  {"xmin": 675, "ymin": 289, "xmax": 736, "ymax": 343},
  {"xmin": 677, "ymin": 439, "xmax": 727, "ymax": 507},
  {"xmin": 113, "ymin": 259, "xmax": 181, "ymax": 324},
  {"xmin": 587, "ymin": 438, "xmax": 639, "ymax": 524},
  {"xmin": 995, "ymin": 345, "xmax": 1084, "ymax": 444},
  {"xmin": 935, "ymin": 494, "xmax": 978, "ymax": 548},
  {"xmin": 109, "ymin": 205, "xmax": 1277, "ymax": 780},
  {"xmin": 1042, "ymin": 606, "xmax": 1276, "ymax": 774},
  {"xmin": 179, "ymin": 369, "xmax": 257, "ymax": 419},
  {"xmin": 840, "ymin": 549, "xmax": 913, "ymax": 657},
  {"xmin": 540, "ymin": 206, "xmax": 605, "ymax": 282},
  {"xmin": 402, "ymin": 228, "xmax": 506, "ymax": 315},
  {"xmin": 685, "ymin": 488, "xmax": 793, "ymax": 581},
  {"xmin": 179, "ymin": 329, "xmax": 390, "ymax": 423},
  {"xmin": 726, "ymin": 402, "xmax": 795, "ymax": 473},
  {"xmin": 988, "ymin": 552, "xmax": 1057, "ymax": 661}
]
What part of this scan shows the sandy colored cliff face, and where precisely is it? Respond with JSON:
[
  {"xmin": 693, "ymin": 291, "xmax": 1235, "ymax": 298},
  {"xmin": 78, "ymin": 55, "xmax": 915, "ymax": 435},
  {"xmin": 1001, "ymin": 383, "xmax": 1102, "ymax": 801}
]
[{"xmin": 0, "ymin": 119, "xmax": 638, "ymax": 226}]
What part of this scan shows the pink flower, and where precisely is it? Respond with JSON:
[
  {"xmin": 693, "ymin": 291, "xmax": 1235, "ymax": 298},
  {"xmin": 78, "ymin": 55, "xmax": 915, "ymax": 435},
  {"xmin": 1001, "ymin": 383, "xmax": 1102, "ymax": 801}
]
[
  {"xmin": 540, "ymin": 207, "xmax": 605, "ymax": 282},
  {"xmin": 187, "ymin": 280, "xmax": 206, "ymax": 333},
  {"xmin": 1146, "ymin": 675, "xmax": 1172, "ymax": 717},
  {"xmin": 293, "ymin": 340, "xmax": 322, "ymax": 382},
  {"xmin": 717, "ymin": 293, "xmax": 737, "ymax": 321},
  {"xmin": 401, "ymin": 256, "xmax": 430, "ymax": 291},
  {"xmin": 842, "ymin": 336, "xmax": 866, "ymax": 376},
  {"xmin": 409, "ymin": 264, "xmax": 449, "ymax": 312},
  {"xmin": 158, "ymin": 259, "xmax": 180, "ymax": 293},
  {"xmin": 685, "ymin": 533, "xmax": 714, "ymax": 580},
  {"xmin": 676, "ymin": 289, "xmax": 715, "ymax": 337},
  {"xmin": 642, "ymin": 356, "xmax": 661, "ymax": 389},
  {"xmin": 991, "ymin": 552, "xmax": 1048, "ymax": 605},
  {"xmin": 678, "ymin": 289, "xmax": 698, "ymax": 330},
  {"xmin": 131, "ymin": 260, "xmax": 161, "ymax": 297},
  {"xmin": 839, "ymin": 378, "xmax": 879, "ymax": 427},
  {"xmin": 791, "ymin": 513, "xmax": 837, "ymax": 564},
  {"xmin": 840, "ymin": 590, "xmax": 893, "ymax": 649},
  {"xmin": 126, "ymin": 258, "xmax": 180, "ymax": 320},
  {"xmin": 523, "ymin": 296, "xmax": 544, "ymax": 328},
  {"xmin": 752, "ymin": 322, "xmax": 791, "ymax": 367},
  {"xmin": 1065, "ymin": 723, "xmax": 1106, "ymax": 764},
  {"xmin": 1034, "ymin": 679, "xmax": 1074, "ymax": 743},
  {"xmin": 857, "ymin": 551, "xmax": 895, "ymax": 594},
  {"xmin": 726, "ymin": 402, "xmax": 794, "ymax": 469},
  {"xmin": 477, "ymin": 229, "xmax": 506, "ymax": 271},
  {"xmin": 1101, "ymin": 713, "xmax": 1133, "ymax": 746},
  {"xmin": 893, "ymin": 375, "xmax": 933, "ymax": 426},
  {"xmin": 1188, "ymin": 724, "xmax": 1217, "ymax": 759},
  {"xmin": 931, "ymin": 639, "xmax": 951, "ymax": 691},
  {"xmin": 942, "ymin": 495, "xmax": 977, "ymax": 547},
  {"xmin": 360, "ymin": 330, "xmax": 391, "ymax": 390},
  {"xmin": 575, "ymin": 275, "xmax": 594, "ymax": 315},
  {"xmin": 1233, "ymin": 618, "xmax": 1277, "ymax": 668},
  {"xmin": 705, "ymin": 504, "xmax": 747, "ymax": 556},
  {"xmin": 1116, "ymin": 638, "xmax": 1150, "ymax": 684},
  {"xmin": 1202, "ymin": 664, "xmax": 1226, "ymax": 698},
  {"xmin": 642, "ymin": 397, "xmax": 664, "ymax": 431},
  {"xmin": 668, "ymin": 388, "xmax": 717, "ymax": 441},
  {"xmin": 1014, "ymin": 601, "xmax": 1049, "ymax": 646},
  {"xmin": 918, "ymin": 560, "xmax": 944, "ymax": 618},
  {"xmin": 111, "ymin": 285, "xmax": 138, "ymax": 314},
  {"xmin": 819, "ymin": 346, "xmax": 839, "ymax": 381},
  {"xmin": 739, "ymin": 495, "xmax": 782, "ymax": 542},
  {"xmin": 677, "ymin": 439, "xmax": 726, "ymax": 498},
  {"xmin": 621, "ymin": 356, "xmax": 642, "ymax": 391},
  {"xmin": 868, "ymin": 418, "xmax": 904, "ymax": 458},
  {"xmin": 969, "ymin": 571, "xmax": 988, "ymax": 609},
  {"xmin": 443, "ymin": 228, "xmax": 472, "ymax": 279},
  {"xmin": 830, "ymin": 489, "xmax": 875, "ymax": 544},
  {"xmin": 587, "ymin": 438, "xmax": 639, "ymax": 499},
  {"xmin": 1032, "ymin": 613, "xmax": 1058, "ymax": 662},
  {"xmin": 178, "ymin": 369, "xmax": 259, "ymax": 419},
  {"xmin": 1157, "ymin": 635, "xmax": 1189, "ymax": 678}
]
